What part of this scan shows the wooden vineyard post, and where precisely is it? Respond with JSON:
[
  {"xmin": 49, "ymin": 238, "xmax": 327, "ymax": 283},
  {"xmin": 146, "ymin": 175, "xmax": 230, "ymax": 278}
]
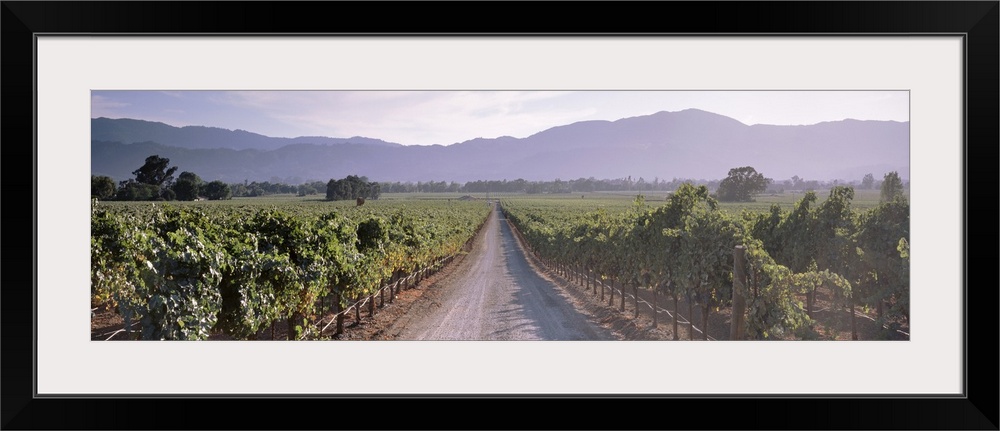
[
  {"xmin": 633, "ymin": 285, "xmax": 639, "ymax": 319},
  {"xmin": 335, "ymin": 290, "xmax": 344, "ymax": 336},
  {"xmin": 652, "ymin": 289, "xmax": 658, "ymax": 328},
  {"xmin": 123, "ymin": 314, "xmax": 131, "ymax": 341},
  {"xmin": 688, "ymin": 299, "xmax": 695, "ymax": 341},
  {"xmin": 608, "ymin": 278, "xmax": 614, "ymax": 307},
  {"xmin": 620, "ymin": 281, "xmax": 626, "ymax": 312},
  {"xmin": 850, "ymin": 299, "xmax": 858, "ymax": 340},
  {"xmin": 730, "ymin": 245, "xmax": 747, "ymax": 341},
  {"xmin": 355, "ymin": 295, "xmax": 362, "ymax": 323}
]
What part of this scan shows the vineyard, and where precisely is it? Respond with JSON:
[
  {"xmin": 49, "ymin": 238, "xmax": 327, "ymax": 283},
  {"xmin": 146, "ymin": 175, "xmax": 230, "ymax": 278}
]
[
  {"xmin": 501, "ymin": 184, "xmax": 910, "ymax": 340},
  {"xmin": 91, "ymin": 184, "xmax": 909, "ymax": 341},
  {"xmin": 91, "ymin": 198, "xmax": 492, "ymax": 340}
]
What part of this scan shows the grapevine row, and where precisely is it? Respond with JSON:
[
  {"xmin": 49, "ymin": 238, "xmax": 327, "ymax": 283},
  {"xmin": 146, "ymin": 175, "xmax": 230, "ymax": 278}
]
[
  {"xmin": 501, "ymin": 183, "xmax": 909, "ymax": 340},
  {"xmin": 91, "ymin": 200, "xmax": 492, "ymax": 340}
]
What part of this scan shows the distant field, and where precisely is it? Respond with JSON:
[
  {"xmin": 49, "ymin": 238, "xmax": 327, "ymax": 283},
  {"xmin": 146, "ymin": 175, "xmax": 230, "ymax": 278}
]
[
  {"xmin": 719, "ymin": 188, "xmax": 891, "ymax": 212},
  {"xmin": 97, "ymin": 194, "xmax": 357, "ymax": 210},
  {"xmin": 488, "ymin": 188, "xmax": 897, "ymax": 213},
  {"xmin": 97, "ymin": 188, "xmax": 901, "ymax": 213}
]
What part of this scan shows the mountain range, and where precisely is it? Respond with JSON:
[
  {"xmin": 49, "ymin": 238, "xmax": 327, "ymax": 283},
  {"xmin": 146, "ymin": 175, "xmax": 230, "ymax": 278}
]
[{"xmin": 91, "ymin": 109, "xmax": 909, "ymax": 184}]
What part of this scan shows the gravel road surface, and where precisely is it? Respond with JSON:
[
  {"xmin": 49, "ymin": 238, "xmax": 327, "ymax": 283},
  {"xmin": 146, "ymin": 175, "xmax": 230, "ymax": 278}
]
[{"xmin": 390, "ymin": 205, "xmax": 615, "ymax": 340}]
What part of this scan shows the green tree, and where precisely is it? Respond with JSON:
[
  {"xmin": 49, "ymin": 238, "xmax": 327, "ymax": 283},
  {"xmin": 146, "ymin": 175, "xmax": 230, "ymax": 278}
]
[
  {"xmin": 880, "ymin": 171, "xmax": 905, "ymax": 203},
  {"xmin": 326, "ymin": 178, "xmax": 347, "ymax": 200},
  {"xmin": 91, "ymin": 175, "xmax": 117, "ymax": 200},
  {"xmin": 114, "ymin": 180, "xmax": 163, "ymax": 201},
  {"xmin": 132, "ymin": 155, "xmax": 178, "ymax": 187},
  {"xmin": 202, "ymin": 180, "xmax": 232, "ymax": 200},
  {"xmin": 716, "ymin": 166, "xmax": 771, "ymax": 202},
  {"xmin": 172, "ymin": 171, "xmax": 203, "ymax": 201},
  {"xmin": 861, "ymin": 173, "xmax": 875, "ymax": 190},
  {"xmin": 297, "ymin": 184, "xmax": 317, "ymax": 196},
  {"xmin": 113, "ymin": 155, "xmax": 179, "ymax": 201},
  {"xmin": 326, "ymin": 175, "xmax": 380, "ymax": 201}
]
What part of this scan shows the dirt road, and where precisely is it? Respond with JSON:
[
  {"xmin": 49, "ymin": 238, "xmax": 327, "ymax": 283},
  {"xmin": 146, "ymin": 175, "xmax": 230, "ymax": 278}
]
[{"xmin": 388, "ymin": 205, "xmax": 616, "ymax": 340}]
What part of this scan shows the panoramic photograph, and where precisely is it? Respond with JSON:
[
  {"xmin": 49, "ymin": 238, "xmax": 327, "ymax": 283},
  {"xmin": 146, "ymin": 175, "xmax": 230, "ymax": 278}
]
[{"xmin": 90, "ymin": 90, "xmax": 910, "ymax": 341}]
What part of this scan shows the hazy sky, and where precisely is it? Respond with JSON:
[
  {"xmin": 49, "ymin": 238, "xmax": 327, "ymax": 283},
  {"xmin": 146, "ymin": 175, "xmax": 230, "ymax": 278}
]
[{"xmin": 92, "ymin": 90, "xmax": 909, "ymax": 146}]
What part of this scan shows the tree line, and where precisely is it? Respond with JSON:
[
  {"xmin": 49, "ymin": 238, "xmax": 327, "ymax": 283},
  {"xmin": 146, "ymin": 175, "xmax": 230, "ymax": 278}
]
[
  {"xmin": 92, "ymin": 155, "xmax": 383, "ymax": 202},
  {"xmin": 93, "ymin": 156, "xmax": 905, "ymax": 205},
  {"xmin": 384, "ymin": 176, "xmax": 713, "ymax": 194},
  {"xmin": 379, "ymin": 168, "xmax": 903, "ymax": 200},
  {"xmin": 91, "ymin": 155, "xmax": 233, "ymax": 201}
]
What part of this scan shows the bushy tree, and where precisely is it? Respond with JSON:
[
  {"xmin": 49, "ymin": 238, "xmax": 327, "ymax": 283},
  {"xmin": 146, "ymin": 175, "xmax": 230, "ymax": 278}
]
[
  {"xmin": 326, "ymin": 175, "xmax": 381, "ymax": 201},
  {"xmin": 91, "ymin": 175, "xmax": 117, "ymax": 200},
  {"xmin": 716, "ymin": 166, "xmax": 771, "ymax": 202},
  {"xmin": 132, "ymin": 155, "xmax": 178, "ymax": 187},
  {"xmin": 172, "ymin": 171, "xmax": 203, "ymax": 201},
  {"xmin": 880, "ymin": 171, "xmax": 906, "ymax": 203},
  {"xmin": 297, "ymin": 184, "xmax": 317, "ymax": 196},
  {"xmin": 861, "ymin": 173, "xmax": 875, "ymax": 190},
  {"xmin": 115, "ymin": 180, "xmax": 166, "ymax": 201},
  {"xmin": 112, "ymin": 155, "xmax": 180, "ymax": 201},
  {"xmin": 202, "ymin": 180, "xmax": 232, "ymax": 200}
]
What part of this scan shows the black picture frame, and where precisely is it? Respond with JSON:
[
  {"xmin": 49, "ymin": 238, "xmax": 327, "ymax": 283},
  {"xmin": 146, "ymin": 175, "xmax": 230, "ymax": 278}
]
[{"xmin": 3, "ymin": 2, "xmax": 996, "ymax": 429}]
